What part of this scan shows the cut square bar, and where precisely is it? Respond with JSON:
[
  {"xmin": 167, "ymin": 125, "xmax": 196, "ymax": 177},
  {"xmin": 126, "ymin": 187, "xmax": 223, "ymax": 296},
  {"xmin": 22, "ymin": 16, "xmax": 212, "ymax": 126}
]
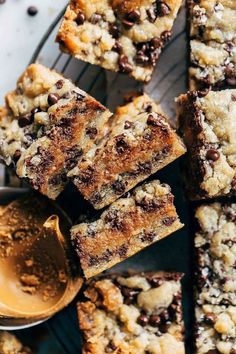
[
  {"xmin": 57, "ymin": 0, "xmax": 182, "ymax": 82},
  {"xmin": 77, "ymin": 271, "xmax": 185, "ymax": 354},
  {"xmin": 188, "ymin": 0, "xmax": 236, "ymax": 90},
  {"xmin": 70, "ymin": 94, "xmax": 186, "ymax": 209},
  {"xmin": 0, "ymin": 64, "xmax": 112, "ymax": 199},
  {"xmin": 71, "ymin": 179, "xmax": 183, "ymax": 278},
  {"xmin": 177, "ymin": 89, "xmax": 236, "ymax": 200}
]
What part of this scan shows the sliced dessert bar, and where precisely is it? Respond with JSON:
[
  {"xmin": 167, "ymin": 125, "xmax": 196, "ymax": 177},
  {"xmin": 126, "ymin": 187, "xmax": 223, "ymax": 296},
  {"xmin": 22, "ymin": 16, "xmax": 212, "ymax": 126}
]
[
  {"xmin": 71, "ymin": 179, "xmax": 183, "ymax": 278},
  {"xmin": 70, "ymin": 94, "xmax": 186, "ymax": 209},
  {"xmin": 56, "ymin": 0, "xmax": 182, "ymax": 82},
  {"xmin": 195, "ymin": 304, "xmax": 236, "ymax": 354},
  {"xmin": 77, "ymin": 271, "xmax": 185, "ymax": 354},
  {"xmin": 195, "ymin": 203, "xmax": 236, "ymax": 307},
  {"xmin": 188, "ymin": 0, "xmax": 236, "ymax": 90},
  {"xmin": 2, "ymin": 64, "xmax": 112, "ymax": 199},
  {"xmin": 177, "ymin": 89, "xmax": 236, "ymax": 200}
]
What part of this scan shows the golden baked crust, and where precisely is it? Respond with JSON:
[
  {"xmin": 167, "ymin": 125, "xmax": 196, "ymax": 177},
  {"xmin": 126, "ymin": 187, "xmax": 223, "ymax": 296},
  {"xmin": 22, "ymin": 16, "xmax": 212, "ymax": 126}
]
[
  {"xmin": 77, "ymin": 272, "xmax": 185, "ymax": 354},
  {"xmin": 2, "ymin": 64, "xmax": 112, "ymax": 199},
  {"xmin": 56, "ymin": 0, "xmax": 182, "ymax": 82},
  {"xmin": 71, "ymin": 179, "xmax": 183, "ymax": 278},
  {"xmin": 70, "ymin": 94, "xmax": 186, "ymax": 209}
]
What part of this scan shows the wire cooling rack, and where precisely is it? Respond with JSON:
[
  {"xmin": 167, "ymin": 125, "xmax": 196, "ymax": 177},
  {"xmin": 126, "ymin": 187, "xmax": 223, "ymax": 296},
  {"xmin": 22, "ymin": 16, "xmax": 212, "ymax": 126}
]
[{"xmin": 27, "ymin": 5, "xmax": 192, "ymax": 354}]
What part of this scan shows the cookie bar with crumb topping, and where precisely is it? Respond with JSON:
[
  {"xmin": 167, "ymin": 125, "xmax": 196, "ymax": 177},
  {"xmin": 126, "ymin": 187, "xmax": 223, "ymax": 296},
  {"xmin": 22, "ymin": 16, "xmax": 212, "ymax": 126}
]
[
  {"xmin": 1, "ymin": 64, "xmax": 112, "ymax": 199},
  {"xmin": 188, "ymin": 0, "xmax": 236, "ymax": 90},
  {"xmin": 70, "ymin": 94, "xmax": 186, "ymax": 209},
  {"xmin": 195, "ymin": 203, "xmax": 236, "ymax": 307},
  {"xmin": 77, "ymin": 271, "xmax": 185, "ymax": 354},
  {"xmin": 0, "ymin": 331, "xmax": 31, "ymax": 354},
  {"xmin": 177, "ymin": 88, "xmax": 236, "ymax": 200},
  {"xmin": 71, "ymin": 179, "xmax": 183, "ymax": 278},
  {"xmin": 56, "ymin": 0, "xmax": 182, "ymax": 82},
  {"xmin": 194, "ymin": 203, "xmax": 236, "ymax": 354},
  {"xmin": 195, "ymin": 305, "xmax": 236, "ymax": 354}
]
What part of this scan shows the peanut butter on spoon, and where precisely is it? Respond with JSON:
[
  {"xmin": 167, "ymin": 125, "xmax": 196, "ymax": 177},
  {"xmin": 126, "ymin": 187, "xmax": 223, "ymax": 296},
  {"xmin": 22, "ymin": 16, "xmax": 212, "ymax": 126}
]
[{"xmin": 0, "ymin": 195, "xmax": 82, "ymax": 324}]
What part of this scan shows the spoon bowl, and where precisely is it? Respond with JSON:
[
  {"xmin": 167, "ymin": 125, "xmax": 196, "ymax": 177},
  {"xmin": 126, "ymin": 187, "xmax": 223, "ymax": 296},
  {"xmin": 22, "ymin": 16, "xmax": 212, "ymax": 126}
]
[{"xmin": 0, "ymin": 188, "xmax": 82, "ymax": 328}]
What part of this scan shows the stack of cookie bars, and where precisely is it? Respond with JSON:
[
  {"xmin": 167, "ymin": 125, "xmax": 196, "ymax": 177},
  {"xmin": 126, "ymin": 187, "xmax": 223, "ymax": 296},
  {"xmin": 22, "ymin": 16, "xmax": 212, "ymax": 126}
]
[
  {"xmin": 177, "ymin": 1, "xmax": 236, "ymax": 353},
  {"xmin": 1, "ymin": 0, "xmax": 235, "ymax": 352}
]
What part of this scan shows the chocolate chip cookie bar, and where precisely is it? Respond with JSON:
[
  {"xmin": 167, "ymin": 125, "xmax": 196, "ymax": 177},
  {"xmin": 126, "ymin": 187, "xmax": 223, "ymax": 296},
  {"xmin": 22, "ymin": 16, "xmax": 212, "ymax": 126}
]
[
  {"xmin": 71, "ymin": 179, "xmax": 183, "ymax": 278},
  {"xmin": 2, "ymin": 64, "xmax": 112, "ymax": 199},
  {"xmin": 77, "ymin": 271, "xmax": 185, "ymax": 354},
  {"xmin": 56, "ymin": 0, "xmax": 182, "ymax": 82},
  {"xmin": 188, "ymin": 0, "xmax": 236, "ymax": 90},
  {"xmin": 195, "ymin": 203, "xmax": 236, "ymax": 307},
  {"xmin": 195, "ymin": 304, "xmax": 236, "ymax": 354},
  {"xmin": 70, "ymin": 94, "xmax": 186, "ymax": 209},
  {"xmin": 177, "ymin": 89, "xmax": 236, "ymax": 200}
]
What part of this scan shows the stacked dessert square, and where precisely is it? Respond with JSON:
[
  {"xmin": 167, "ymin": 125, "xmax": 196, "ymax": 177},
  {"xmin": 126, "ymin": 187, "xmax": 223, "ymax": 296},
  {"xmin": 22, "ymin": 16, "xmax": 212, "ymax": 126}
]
[
  {"xmin": 0, "ymin": 61, "xmax": 186, "ymax": 351},
  {"xmin": 0, "ymin": 64, "xmax": 185, "ymax": 273}
]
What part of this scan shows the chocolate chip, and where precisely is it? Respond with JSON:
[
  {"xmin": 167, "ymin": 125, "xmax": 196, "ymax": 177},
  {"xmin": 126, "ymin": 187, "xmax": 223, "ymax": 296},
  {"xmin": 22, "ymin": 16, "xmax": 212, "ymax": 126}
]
[
  {"xmin": 161, "ymin": 30, "xmax": 171, "ymax": 43},
  {"xmin": 126, "ymin": 10, "xmax": 140, "ymax": 23},
  {"xmin": 75, "ymin": 11, "xmax": 85, "ymax": 25},
  {"xmin": 104, "ymin": 210, "xmax": 124, "ymax": 230},
  {"xmin": 205, "ymin": 350, "xmax": 220, "ymax": 354},
  {"xmin": 86, "ymin": 127, "xmax": 97, "ymax": 139},
  {"xmin": 48, "ymin": 93, "xmax": 60, "ymax": 106},
  {"xmin": 91, "ymin": 13, "xmax": 102, "ymax": 24},
  {"xmin": 122, "ymin": 10, "xmax": 140, "ymax": 28},
  {"xmin": 13, "ymin": 150, "xmax": 21, "ymax": 163},
  {"xmin": 204, "ymin": 313, "xmax": 216, "ymax": 325},
  {"xmin": 149, "ymin": 315, "xmax": 161, "ymax": 327},
  {"xmin": 137, "ymin": 161, "xmax": 152, "ymax": 174},
  {"xmin": 105, "ymin": 341, "xmax": 117, "ymax": 353},
  {"xmin": 109, "ymin": 23, "xmax": 120, "ymax": 39},
  {"xmin": 124, "ymin": 121, "xmax": 132, "ymax": 129},
  {"xmin": 117, "ymin": 244, "xmax": 128, "ymax": 257},
  {"xmin": 147, "ymin": 8, "xmax": 157, "ymax": 22},
  {"xmin": 160, "ymin": 309, "xmax": 169, "ymax": 322},
  {"xmin": 112, "ymin": 41, "xmax": 122, "ymax": 53},
  {"xmin": 141, "ymin": 231, "xmax": 156, "ymax": 243},
  {"xmin": 55, "ymin": 79, "xmax": 64, "ymax": 89},
  {"xmin": 168, "ymin": 304, "xmax": 177, "ymax": 321},
  {"xmin": 115, "ymin": 135, "xmax": 129, "ymax": 154},
  {"xmin": 136, "ymin": 52, "xmax": 149, "ymax": 66},
  {"xmin": 137, "ymin": 314, "xmax": 149, "ymax": 326},
  {"xmin": 122, "ymin": 19, "xmax": 135, "ymax": 28},
  {"xmin": 150, "ymin": 37, "xmax": 162, "ymax": 49},
  {"xmin": 232, "ymin": 94, "xmax": 236, "ymax": 102},
  {"xmin": 112, "ymin": 180, "xmax": 126, "ymax": 194},
  {"xmin": 139, "ymin": 197, "xmax": 162, "ymax": 212},
  {"xmin": 163, "ymin": 217, "xmax": 176, "ymax": 226},
  {"xmin": 206, "ymin": 149, "xmax": 220, "ymax": 162},
  {"xmin": 18, "ymin": 113, "xmax": 33, "ymax": 128},
  {"xmin": 27, "ymin": 6, "xmax": 38, "ymax": 16},
  {"xmin": 118, "ymin": 55, "xmax": 133, "ymax": 74},
  {"xmin": 224, "ymin": 41, "xmax": 234, "ymax": 53},
  {"xmin": 0, "ymin": 0, "xmax": 6, "ymax": 4},
  {"xmin": 121, "ymin": 286, "xmax": 139, "ymax": 304},
  {"xmin": 156, "ymin": 2, "xmax": 171, "ymax": 17},
  {"xmin": 78, "ymin": 166, "xmax": 95, "ymax": 185},
  {"xmin": 31, "ymin": 107, "xmax": 40, "ymax": 115}
]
